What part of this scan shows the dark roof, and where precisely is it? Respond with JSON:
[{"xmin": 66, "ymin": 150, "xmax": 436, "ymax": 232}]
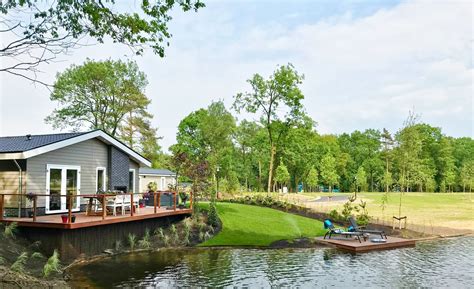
[
  {"xmin": 139, "ymin": 168, "xmax": 176, "ymax": 176},
  {"xmin": 0, "ymin": 132, "xmax": 89, "ymax": 153}
]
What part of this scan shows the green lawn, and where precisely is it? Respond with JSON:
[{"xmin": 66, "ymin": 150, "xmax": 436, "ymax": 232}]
[{"xmin": 199, "ymin": 202, "xmax": 326, "ymax": 247}]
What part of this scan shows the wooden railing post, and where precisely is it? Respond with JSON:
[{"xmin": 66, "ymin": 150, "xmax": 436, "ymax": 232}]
[
  {"xmin": 33, "ymin": 195, "xmax": 37, "ymax": 222},
  {"xmin": 153, "ymin": 191, "xmax": 157, "ymax": 214},
  {"xmin": 190, "ymin": 191, "xmax": 193, "ymax": 210},
  {"xmin": 157, "ymin": 192, "xmax": 161, "ymax": 209},
  {"xmin": 173, "ymin": 192, "xmax": 177, "ymax": 211},
  {"xmin": 130, "ymin": 193, "xmax": 134, "ymax": 216},
  {"xmin": 68, "ymin": 194, "xmax": 73, "ymax": 224},
  {"xmin": 102, "ymin": 195, "xmax": 106, "ymax": 220},
  {"xmin": 0, "ymin": 194, "xmax": 4, "ymax": 221}
]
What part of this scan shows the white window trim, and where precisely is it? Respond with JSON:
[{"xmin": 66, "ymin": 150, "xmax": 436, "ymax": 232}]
[
  {"xmin": 45, "ymin": 164, "xmax": 81, "ymax": 214},
  {"xmin": 129, "ymin": 169, "xmax": 136, "ymax": 194},
  {"xmin": 96, "ymin": 167, "xmax": 107, "ymax": 192}
]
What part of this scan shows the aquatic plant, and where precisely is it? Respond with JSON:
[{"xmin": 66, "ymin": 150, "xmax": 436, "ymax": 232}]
[
  {"xmin": 0, "ymin": 256, "xmax": 6, "ymax": 265},
  {"xmin": 43, "ymin": 250, "xmax": 61, "ymax": 277},
  {"xmin": 128, "ymin": 233, "xmax": 137, "ymax": 251},
  {"xmin": 156, "ymin": 228, "xmax": 165, "ymax": 242},
  {"xmin": 4, "ymin": 222, "xmax": 18, "ymax": 238},
  {"xmin": 204, "ymin": 231, "xmax": 211, "ymax": 241},
  {"xmin": 199, "ymin": 231, "xmax": 205, "ymax": 242},
  {"xmin": 11, "ymin": 251, "xmax": 28, "ymax": 273},
  {"xmin": 183, "ymin": 231, "xmax": 190, "ymax": 246}
]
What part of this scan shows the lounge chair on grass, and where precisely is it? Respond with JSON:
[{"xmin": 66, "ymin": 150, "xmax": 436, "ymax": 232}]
[
  {"xmin": 349, "ymin": 216, "xmax": 387, "ymax": 239},
  {"xmin": 323, "ymin": 219, "xmax": 366, "ymax": 243}
]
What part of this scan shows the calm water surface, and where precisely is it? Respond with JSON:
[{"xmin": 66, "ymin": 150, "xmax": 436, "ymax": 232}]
[{"xmin": 69, "ymin": 237, "xmax": 473, "ymax": 288}]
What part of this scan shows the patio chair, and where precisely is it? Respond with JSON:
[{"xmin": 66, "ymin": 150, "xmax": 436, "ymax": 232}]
[
  {"xmin": 348, "ymin": 216, "xmax": 387, "ymax": 239},
  {"xmin": 122, "ymin": 194, "xmax": 140, "ymax": 214},
  {"xmin": 323, "ymin": 219, "xmax": 366, "ymax": 243},
  {"xmin": 106, "ymin": 195, "xmax": 124, "ymax": 216}
]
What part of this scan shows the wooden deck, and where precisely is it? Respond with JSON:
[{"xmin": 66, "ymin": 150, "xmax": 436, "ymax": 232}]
[
  {"xmin": 315, "ymin": 236, "xmax": 416, "ymax": 252},
  {"xmin": 2, "ymin": 207, "xmax": 192, "ymax": 230}
]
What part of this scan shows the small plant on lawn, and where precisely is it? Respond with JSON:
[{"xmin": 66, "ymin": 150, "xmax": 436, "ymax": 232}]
[
  {"xmin": 4, "ymin": 222, "xmax": 18, "ymax": 238},
  {"xmin": 341, "ymin": 194, "xmax": 356, "ymax": 221},
  {"xmin": 357, "ymin": 200, "xmax": 370, "ymax": 225},
  {"xmin": 138, "ymin": 229, "xmax": 151, "ymax": 249},
  {"xmin": 11, "ymin": 252, "xmax": 28, "ymax": 273},
  {"xmin": 128, "ymin": 233, "xmax": 137, "ymax": 251},
  {"xmin": 43, "ymin": 250, "xmax": 61, "ymax": 278}
]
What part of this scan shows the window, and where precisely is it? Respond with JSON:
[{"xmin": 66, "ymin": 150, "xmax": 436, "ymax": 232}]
[
  {"xmin": 129, "ymin": 169, "xmax": 135, "ymax": 193},
  {"xmin": 96, "ymin": 167, "xmax": 106, "ymax": 193}
]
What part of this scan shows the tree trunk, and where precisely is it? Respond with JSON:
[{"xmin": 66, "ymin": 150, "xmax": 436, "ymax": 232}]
[
  {"xmin": 258, "ymin": 160, "xmax": 262, "ymax": 192},
  {"xmin": 267, "ymin": 144, "xmax": 276, "ymax": 193}
]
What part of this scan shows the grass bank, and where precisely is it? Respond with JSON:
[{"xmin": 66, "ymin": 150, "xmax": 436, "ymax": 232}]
[{"xmin": 199, "ymin": 202, "xmax": 326, "ymax": 247}]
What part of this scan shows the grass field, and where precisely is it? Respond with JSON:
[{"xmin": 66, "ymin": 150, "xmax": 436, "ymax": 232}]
[
  {"xmin": 297, "ymin": 192, "xmax": 474, "ymax": 232},
  {"xmin": 199, "ymin": 202, "xmax": 326, "ymax": 247}
]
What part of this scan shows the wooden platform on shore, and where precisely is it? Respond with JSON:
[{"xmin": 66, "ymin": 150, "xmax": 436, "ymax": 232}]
[{"xmin": 315, "ymin": 236, "xmax": 416, "ymax": 252}]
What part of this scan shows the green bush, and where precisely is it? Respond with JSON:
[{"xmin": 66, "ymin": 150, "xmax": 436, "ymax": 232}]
[{"xmin": 207, "ymin": 200, "xmax": 219, "ymax": 227}]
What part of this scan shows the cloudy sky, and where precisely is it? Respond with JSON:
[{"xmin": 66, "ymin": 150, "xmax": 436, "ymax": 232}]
[{"xmin": 0, "ymin": 0, "xmax": 472, "ymax": 150}]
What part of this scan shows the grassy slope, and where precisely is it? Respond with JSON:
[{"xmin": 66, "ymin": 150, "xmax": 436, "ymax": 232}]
[{"xmin": 199, "ymin": 202, "xmax": 326, "ymax": 247}]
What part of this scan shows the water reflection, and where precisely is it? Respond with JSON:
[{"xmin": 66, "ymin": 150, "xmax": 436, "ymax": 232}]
[{"xmin": 69, "ymin": 237, "xmax": 474, "ymax": 288}]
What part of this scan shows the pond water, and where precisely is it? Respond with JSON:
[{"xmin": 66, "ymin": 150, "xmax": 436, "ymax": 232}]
[{"xmin": 69, "ymin": 237, "xmax": 473, "ymax": 288}]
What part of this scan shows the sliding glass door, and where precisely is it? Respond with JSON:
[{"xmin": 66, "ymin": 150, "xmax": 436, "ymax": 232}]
[{"xmin": 46, "ymin": 165, "xmax": 81, "ymax": 214}]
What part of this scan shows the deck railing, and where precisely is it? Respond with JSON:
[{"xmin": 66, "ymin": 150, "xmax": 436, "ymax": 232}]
[{"xmin": 0, "ymin": 191, "xmax": 193, "ymax": 224}]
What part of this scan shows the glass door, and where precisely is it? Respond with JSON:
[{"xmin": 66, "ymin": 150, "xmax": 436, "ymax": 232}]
[{"xmin": 46, "ymin": 165, "xmax": 81, "ymax": 213}]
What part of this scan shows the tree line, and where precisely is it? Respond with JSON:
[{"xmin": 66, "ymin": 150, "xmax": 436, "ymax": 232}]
[{"xmin": 46, "ymin": 60, "xmax": 474, "ymax": 194}]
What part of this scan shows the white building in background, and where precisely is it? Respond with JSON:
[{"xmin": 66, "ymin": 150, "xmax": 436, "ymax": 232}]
[{"xmin": 138, "ymin": 168, "xmax": 176, "ymax": 192}]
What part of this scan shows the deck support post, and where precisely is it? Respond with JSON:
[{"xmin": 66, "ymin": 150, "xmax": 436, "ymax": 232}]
[
  {"xmin": 0, "ymin": 194, "xmax": 4, "ymax": 221},
  {"xmin": 68, "ymin": 194, "xmax": 73, "ymax": 224},
  {"xmin": 153, "ymin": 191, "xmax": 157, "ymax": 214},
  {"xmin": 158, "ymin": 192, "xmax": 161, "ymax": 209},
  {"xmin": 33, "ymin": 195, "xmax": 37, "ymax": 222},
  {"xmin": 102, "ymin": 195, "xmax": 106, "ymax": 220},
  {"xmin": 130, "ymin": 193, "xmax": 134, "ymax": 216},
  {"xmin": 173, "ymin": 192, "xmax": 177, "ymax": 211}
]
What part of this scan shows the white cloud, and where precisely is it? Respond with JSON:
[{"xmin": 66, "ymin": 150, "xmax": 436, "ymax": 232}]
[{"xmin": 0, "ymin": 0, "xmax": 472, "ymax": 152}]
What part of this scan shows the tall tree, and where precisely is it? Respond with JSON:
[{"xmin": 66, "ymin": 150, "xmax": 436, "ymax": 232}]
[
  {"xmin": 0, "ymin": 0, "xmax": 204, "ymax": 85},
  {"xmin": 274, "ymin": 160, "xmax": 290, "ymax": 191},
  {"xmin": 306, "ymin": 167, "xmax": 319, "ymax": 192},
  {"xmin": 355, "ymin": 166, "xmax": 367, "ymax": 193},
  {"xmin": 320, "ymin": 153, "xmax": 339, "ymax": 193},
  {"xmin": 46, "ymin": 59, "xmax": 161, "ymax": 159},
  {"xmin": 233, "ymin": 64, "xmax": 305, "ymax": 192},
  {"xmin": 381, "ymin": 128, "xmax": 394, "ymax": 192}
]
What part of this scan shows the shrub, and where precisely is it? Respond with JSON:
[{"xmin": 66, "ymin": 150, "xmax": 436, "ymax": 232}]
[
  {"xmin": 156, "ymin": 228, "xmax": 165, "ymax": 242},
  {"xmin": 163, "ymin": 235, "xmax": 170, "ymax": 247},
  {"xmin": 328, "ymin": 209, "xmax": 343, "ymax": 222},
  {"xmin": 0, "ymin": 256, "xmax": 6, "ymax": 265},
  {"xmin": 11, "ymin": 252, "xmax": 28, "ymax": 273},
  {"xmin": 31, "ymin": 252, "xmax": 44, "ymax": 259},
  {"xmin": 43, "ymin": 250, "xmax": 61, "ymax": 277},
  {"xmin": 207, "ymin": 200, "xmax": 219, "ymax": 227},
  {"xmin": 4, "ymin": 222, "xmax": 18, "ymax": 238},
  {"xmin": 138, "ymin": 229, "xmax": 151, "ymax": 249},
  {"xmin": 128, "ymin": 233, "xmax": 137, "ymax": 251}
]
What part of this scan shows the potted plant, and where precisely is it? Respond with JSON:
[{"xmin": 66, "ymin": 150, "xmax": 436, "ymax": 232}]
[
  {"xmin": 25, "ymin": 192, "xmax": 35, "ymax": 218},
  {"xmin": 178, "ymin": 192, "xmax": 189, "ymax": 209},
  {"xmin": 61, "ymin": 214, "xmax": 76, "ymax": 223}
]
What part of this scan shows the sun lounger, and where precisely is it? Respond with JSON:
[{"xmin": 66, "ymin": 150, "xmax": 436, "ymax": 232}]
[
  {"xmin": 348, "ymin": 216, "xmax": 387, "ymax": 239},
  {"xmin": 323, "ymin": 219, "xmax": 366, "ymax": 243}
]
